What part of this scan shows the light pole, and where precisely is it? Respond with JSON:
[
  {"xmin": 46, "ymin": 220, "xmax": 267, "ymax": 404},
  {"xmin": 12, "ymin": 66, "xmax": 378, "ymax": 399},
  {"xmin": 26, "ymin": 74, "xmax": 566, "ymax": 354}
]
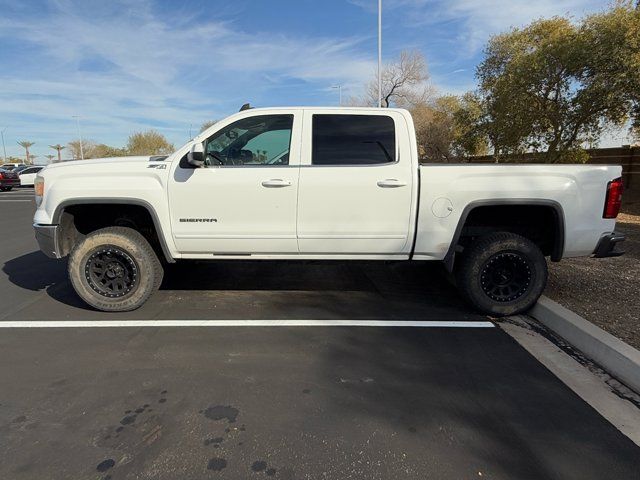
[
  {"xmin": 72, "ymin": 115, "xmax": 84, "ymax": 160},
  {"xmin": 378, "ymin": 0, "xmax": 382, "ymax": 108},
  {"xmin": 332, "ymin": 85, "xmax": 343, "ymax": 106},
  {"xmin": 0, "ymin": 127, "xmax": 7, "ymax": 163}
]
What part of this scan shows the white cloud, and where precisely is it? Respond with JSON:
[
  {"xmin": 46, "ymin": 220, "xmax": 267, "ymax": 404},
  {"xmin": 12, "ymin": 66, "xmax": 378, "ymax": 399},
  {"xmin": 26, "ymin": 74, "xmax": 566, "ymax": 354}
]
[
  {"xmin": 352, "ymin": 0, "xmax": 607, "ymax": 56},
  {"xmin": 0, "ymin": 0, "xmax": 377, "ymax": 157}
]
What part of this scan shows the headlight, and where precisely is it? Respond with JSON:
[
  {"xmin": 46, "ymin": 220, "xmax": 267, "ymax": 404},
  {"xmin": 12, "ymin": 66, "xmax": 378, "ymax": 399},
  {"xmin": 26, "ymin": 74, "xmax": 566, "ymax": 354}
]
[{"xmin": 34, "ymin": 176, "xmax": 44, "ymax": 206}]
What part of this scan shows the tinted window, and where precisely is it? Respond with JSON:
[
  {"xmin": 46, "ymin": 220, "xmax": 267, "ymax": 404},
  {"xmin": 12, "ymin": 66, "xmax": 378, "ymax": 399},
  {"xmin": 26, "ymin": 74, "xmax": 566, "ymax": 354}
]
[
  {"xmin": 312, "ymin": 114, "xmax": 395, "ymax": 165},
  {"xmin": 204, "ymin": 115, "xmax": 293, "ymax": 166}
]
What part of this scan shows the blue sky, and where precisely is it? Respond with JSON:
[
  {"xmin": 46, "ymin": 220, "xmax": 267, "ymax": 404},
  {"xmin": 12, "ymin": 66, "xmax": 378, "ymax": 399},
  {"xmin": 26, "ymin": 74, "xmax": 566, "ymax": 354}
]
[{"xmin": 0, "ymin": 0, "xmax": 617, "ymax": 162}]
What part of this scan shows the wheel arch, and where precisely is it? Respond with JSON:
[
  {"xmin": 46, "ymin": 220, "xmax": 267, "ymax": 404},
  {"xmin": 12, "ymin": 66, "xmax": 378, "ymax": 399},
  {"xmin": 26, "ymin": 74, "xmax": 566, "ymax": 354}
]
[
  {"xmin": 52, "ymin": 198, "xmax": 175, "ymax": 263},
  {"xmin": 443, "ymin": 199, "xmax": 565, "ymax": 272}
]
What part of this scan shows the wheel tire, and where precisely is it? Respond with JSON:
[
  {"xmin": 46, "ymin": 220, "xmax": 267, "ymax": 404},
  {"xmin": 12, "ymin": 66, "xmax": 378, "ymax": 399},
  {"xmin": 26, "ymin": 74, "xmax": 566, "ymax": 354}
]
[
  {"xmin": 1, "ymin": 187, "xmax": 12, "ymax": 191},
  {"xmin": 68, "ymin": 226, "xmax": 164, "ymax": 312},
  {"xmin": 455, "ymin": 232, "xmax": 547, "ymax": 316}
]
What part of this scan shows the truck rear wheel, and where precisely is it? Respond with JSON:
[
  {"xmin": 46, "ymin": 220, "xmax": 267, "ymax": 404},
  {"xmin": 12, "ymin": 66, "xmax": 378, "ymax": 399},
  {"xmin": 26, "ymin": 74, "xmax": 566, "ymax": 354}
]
[
  {"xmin": 455, "ymin": 232, "xmax": 547, "ymax": 316},
  {"xmin": 68, "ymin": 226, "xmax": 163, "ymax": 312}
]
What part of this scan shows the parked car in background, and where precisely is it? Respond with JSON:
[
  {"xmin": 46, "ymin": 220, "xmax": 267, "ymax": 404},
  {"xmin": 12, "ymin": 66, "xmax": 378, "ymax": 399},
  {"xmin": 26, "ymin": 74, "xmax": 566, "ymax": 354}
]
[
  {"xmin": 0, "ymin": 163, "xmax": 27, "ymax": 171},
  {"xmin": 18, "ymin": 166, "xmax": 43, "ymax": 187},
  {"xmin": 0, "ymin": 168, "xmax": 20, "ymax": 191}
]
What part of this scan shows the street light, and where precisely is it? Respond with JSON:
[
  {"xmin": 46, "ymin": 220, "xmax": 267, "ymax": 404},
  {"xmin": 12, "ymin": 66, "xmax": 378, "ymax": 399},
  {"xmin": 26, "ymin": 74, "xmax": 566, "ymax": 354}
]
[
  {"xmin": 332, "ymin": 85, "xmax": 343, "ymax": 106},
  {"xmin": 72, "ymin": 115, "xmax": 84, "ymax": 160},
  {"xmin": 0, "ymin": 127, "xmax": 7, "ymax": 163},
  {"xmin": 378, "ymin": 0, "xmax": 382, "ymax": 108}
]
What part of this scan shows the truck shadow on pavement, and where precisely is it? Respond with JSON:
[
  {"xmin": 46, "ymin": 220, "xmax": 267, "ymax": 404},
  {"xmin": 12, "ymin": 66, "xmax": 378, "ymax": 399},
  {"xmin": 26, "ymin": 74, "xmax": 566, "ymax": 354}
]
[
  {"xmin": 2, "ymin": 251, "xmax": 478, "ymax": 319},
  {"xmin": 1, "ymin": 250, "xmax": 89, "ymax": 309}
]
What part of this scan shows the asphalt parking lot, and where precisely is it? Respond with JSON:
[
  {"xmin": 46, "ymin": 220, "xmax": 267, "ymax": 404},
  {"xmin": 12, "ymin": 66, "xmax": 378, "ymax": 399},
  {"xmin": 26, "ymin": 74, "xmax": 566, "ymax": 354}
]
[{"xmin": 1, "ymin": 189, "xmax": 640, "ymax": 479}]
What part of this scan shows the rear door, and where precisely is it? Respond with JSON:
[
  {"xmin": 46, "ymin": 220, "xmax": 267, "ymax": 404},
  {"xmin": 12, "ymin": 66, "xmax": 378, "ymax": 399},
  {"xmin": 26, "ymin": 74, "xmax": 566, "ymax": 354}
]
[{"xmin": 297, "ymin": 110, "xmax": 414, "ymax": 255}]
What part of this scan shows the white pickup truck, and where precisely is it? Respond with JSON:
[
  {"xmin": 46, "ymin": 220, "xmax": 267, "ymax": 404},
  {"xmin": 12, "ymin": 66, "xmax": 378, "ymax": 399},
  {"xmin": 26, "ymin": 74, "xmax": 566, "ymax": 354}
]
[{"xmin": 33, "ymin": 107, "xmax": 625, "ymax": 314}]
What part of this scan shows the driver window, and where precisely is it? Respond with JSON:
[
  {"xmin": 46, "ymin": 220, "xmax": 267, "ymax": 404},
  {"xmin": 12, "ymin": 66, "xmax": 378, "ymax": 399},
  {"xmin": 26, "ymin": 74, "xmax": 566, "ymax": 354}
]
[{"xmin": 204, "ymin": 114, "xmax": 293, "ymax": 167}]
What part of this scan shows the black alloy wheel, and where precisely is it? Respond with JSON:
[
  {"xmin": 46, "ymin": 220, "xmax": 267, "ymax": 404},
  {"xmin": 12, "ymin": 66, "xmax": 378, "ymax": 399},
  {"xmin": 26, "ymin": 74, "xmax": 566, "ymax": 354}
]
[
  {"xmin": 480, "ymin": 252, "xmax": 532, "ymax": 303},
  {"xmin": 84, "ymin": 246, "xmax": 139, "ymax": 298}
]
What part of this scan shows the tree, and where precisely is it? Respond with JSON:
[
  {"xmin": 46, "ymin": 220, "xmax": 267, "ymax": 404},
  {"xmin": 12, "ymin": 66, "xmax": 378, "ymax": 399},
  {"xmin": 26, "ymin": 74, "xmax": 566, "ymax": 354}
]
[
  {"xmin": 200, "ymin": 120, "xmax": 217, "ymax": 133},
  {"xmin": 45, "ymin": 154, "xmax": 55, "ymax": 163},
  {"xmin": 453, "ymin": 92, "xmax": 489, "ymax": 158},
  {"xmin": 411, "ymin": 93, "xmax": 487, "ymax": 162},
  {"xmin": 476, "ymin": 4, "xmax": 640, "ymax": 162},
  {"xmin": 580, "ymin": 2, "xmax": 640, "ymax": 140},
  {"xmin": 67, "ymin": 139, "xmax": 129, "ymax": 159},
  {"xmin": 126, "ymin": 130, "xmax": 174, "ymax": 156},
  {"xmin": 17, "ymin": 140, "xmax": 34, "ymax": 164},
  {"xmin": 50, "ymin": 144, "xmax": 65, "ymax": 162},
  {"xmin": 92, "ymin": 144, "xmax": 128, "ymax": 158},
  {"xmin": 68, "ymin": 139, "xmax": 96, "ymax": 159},
  {"xmin": 351, "ymin": 50, "xmax": 433, "ymax": 108}
]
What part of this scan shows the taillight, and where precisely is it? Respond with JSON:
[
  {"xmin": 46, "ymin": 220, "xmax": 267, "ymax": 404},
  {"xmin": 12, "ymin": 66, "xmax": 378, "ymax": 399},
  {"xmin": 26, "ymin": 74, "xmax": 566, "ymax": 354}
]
[
  {"xmin": 0, "ymin": 172, "xmax": 4, "ymax": 179},
  {"xmin": 34, "ymin": 177, "xmax": 44, "ymax": 207},
  {"xmin": 603, "ymin": 177, "xmax": 623, "ymax": 219}
]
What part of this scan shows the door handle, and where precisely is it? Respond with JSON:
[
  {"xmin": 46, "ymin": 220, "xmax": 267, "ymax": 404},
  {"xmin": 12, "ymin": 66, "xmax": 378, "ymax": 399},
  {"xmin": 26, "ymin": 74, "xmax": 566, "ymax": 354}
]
[
  {"xmin": 377, "ymin": 179, "xmax": 407, "ymax": 188},
  {"xmin": 261, "ymin": 179, "xmax": 292, "ymax": 188}
]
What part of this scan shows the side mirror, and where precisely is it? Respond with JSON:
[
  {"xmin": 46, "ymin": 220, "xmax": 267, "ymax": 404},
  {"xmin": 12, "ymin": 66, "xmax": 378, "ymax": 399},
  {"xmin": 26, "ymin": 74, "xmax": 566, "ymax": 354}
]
[{"xmin": 188, "ymin": 142, "xmax": 205, "ymax": 167}]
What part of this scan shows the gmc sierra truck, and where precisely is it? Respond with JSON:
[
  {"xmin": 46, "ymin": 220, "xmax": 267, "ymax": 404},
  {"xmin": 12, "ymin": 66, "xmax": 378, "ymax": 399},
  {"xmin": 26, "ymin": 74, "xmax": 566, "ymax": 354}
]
[{"xmin": 33, "ymin": 107, "xmax": 625, "ymax": 314}]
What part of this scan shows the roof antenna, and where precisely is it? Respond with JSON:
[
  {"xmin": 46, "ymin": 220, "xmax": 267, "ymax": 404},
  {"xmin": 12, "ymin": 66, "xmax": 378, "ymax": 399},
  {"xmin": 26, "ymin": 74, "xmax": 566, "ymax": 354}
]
[{"xmin": 239, "ymin": 103, "xmax": 253, "ymax": 112}]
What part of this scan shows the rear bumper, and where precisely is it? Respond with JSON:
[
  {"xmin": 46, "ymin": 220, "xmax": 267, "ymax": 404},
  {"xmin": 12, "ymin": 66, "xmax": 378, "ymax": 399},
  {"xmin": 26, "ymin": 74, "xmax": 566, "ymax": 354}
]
[
  {"xmin": 593, "ymin": 232, "xmax": 625, "ymax": 258},
  {"xmin": 34, "ymin": 224, "xmax": 62, "ymax": 259}
]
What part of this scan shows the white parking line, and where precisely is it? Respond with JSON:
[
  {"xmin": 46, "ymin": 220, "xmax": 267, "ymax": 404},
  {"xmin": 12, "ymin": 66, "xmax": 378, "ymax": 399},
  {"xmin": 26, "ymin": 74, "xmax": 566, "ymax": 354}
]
[
  {"xmin": 0, "ymin": 199, "xmax": 33, "ymax": 202},
  {"xmin": 0, "ymin": 319, "xmax": 495, "ymax": 328}
]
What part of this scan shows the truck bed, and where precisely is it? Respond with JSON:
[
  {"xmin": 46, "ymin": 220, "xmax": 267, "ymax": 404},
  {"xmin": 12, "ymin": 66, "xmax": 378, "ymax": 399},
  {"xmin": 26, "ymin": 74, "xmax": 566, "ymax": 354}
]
[{"xmin": 413, "ymin": 163, "xmax": 622, "ymax": 261}]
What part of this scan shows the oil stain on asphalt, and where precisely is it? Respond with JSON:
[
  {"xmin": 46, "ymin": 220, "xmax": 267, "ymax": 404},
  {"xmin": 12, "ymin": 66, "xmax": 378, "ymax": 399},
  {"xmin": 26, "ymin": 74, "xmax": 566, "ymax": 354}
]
[
  {"xmin": 95, "ymin": 388, "xmax": 170, "ymax": 476},
  {"xmin": 204, "ymin": 437, "xmax": 224, "ymax": 446},
  {"xmin": 96, "ymin": 458, "xmax": 115, "ymax": 472},
  {"xmin": 202, "ymin": 405, "xmax": 239, "ymax": 423},
  {"xmin": 207, "ymin": 458, "xmax": 227, "ymax": 471},
  {"xmin": 252, "ymin": 460, "xmax": 277, "ymax": 476}
]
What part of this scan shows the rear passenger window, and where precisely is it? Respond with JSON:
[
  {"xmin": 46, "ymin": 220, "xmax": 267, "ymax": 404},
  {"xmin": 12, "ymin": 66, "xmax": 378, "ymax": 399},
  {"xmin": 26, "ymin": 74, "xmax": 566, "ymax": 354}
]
[{"xmin": 312, "ymin": 114, "xmax": 395, "ymax": 165}]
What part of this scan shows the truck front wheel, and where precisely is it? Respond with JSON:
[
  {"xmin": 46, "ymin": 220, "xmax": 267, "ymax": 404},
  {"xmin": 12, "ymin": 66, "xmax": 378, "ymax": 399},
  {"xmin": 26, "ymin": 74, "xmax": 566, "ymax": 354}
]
[
  {"xmin": 455, "ymin": 232, "xmax": 547, "ymax": 316},
  {"xmin": 68, "ymin": 226, "xmax": 163, "ymax": 312}
]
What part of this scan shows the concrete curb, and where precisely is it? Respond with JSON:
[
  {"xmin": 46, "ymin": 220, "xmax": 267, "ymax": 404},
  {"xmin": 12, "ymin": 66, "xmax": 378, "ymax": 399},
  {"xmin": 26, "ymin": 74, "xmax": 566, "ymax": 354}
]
[{"xmin": 530, "ymin": 295, "xmax": 640, "ymax": 394}]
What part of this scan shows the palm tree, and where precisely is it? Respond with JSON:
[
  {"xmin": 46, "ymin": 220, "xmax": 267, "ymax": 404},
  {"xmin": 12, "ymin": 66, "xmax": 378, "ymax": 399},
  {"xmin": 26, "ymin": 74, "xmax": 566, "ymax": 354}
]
[
  {"xmin": 45, "ymin": 154, "xmax": 55, "ymax": 163},
  {"xmin": 17, "ymin": 140, "xmax": 34, "ymax": 164},
  {"xmin": 50, "ymin": 144, "xmax": 65, "ymax": 162},
  {"xmin": 28, "ymin": 155, "xmax": 38, "ymax": 165}
]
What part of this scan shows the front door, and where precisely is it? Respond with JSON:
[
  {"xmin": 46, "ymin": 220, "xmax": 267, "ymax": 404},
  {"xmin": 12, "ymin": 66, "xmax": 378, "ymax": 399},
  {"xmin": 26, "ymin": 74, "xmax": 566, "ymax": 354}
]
[{"xmin": 169, "ymin": 112, "xmax": 301, "ymax": 255}]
